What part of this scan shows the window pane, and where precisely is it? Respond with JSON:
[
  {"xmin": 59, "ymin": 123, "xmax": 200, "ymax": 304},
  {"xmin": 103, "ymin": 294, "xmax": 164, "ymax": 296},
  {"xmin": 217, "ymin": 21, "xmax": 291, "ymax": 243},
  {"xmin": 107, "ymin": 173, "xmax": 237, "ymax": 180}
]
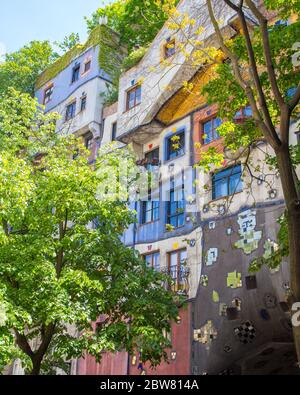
[
  {"xmin": 167, "ymin": 132, "xmax": 185, "ymax": 160},
  {"xmin": 177, "ymin": 213, "xmax": 185, "ymax": 227},
  {"xmin": 136, "ymin": 86, "xmax": 142, "ymax": 104},
  {"xmin": 145, "ymin": 255, "xmax": 152, "ymax": 267},
  {"xmin": 153, "ymin": 201, "xmax": 159, "ymax": 221},
  {"xmin": 170, "ymin": 252, "xmax": 178, "ymax": 279},
  {"xmin": 213, "ymin": 177, "xmax": 228, "ymax": 199},
  {"xmin": 153, "ymin": 253, "xmax": 160, "ymax": 271},
  {"xmin": 229, "ymin": 172, "xmax": 242, "ymax": 195},
  {"xmin": 244, "ymin": 105, "xmax": 252, "ymax": 117}
]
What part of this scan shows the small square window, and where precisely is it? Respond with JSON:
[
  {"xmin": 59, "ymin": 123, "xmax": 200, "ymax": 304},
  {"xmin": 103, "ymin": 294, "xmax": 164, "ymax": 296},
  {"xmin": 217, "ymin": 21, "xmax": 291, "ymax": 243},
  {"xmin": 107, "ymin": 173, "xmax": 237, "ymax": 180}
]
[
  {"xmin": 166, "ymin": 131, "xmax": 185, "ymax": 161},
  {"xmin": 126, "ymin": 85, "xmax": 141, "ymax": 111},
  {"xmin": 141, "ymin": 199, "xmax": 159, "ymax": 224},
  {"xmin": 144, "ymin": 252, "xmax": 160, "ymax": 271},
  {"xmin": 44, "ymin": 85, "xmax": 53, "ymax": 104},
  {"xmin": 84, "ymin": 60, "xmax": 91, "ymax": 73},
  {"xmin": 212, "ymin": 165, "xmax": 243, "ymax": 200}
]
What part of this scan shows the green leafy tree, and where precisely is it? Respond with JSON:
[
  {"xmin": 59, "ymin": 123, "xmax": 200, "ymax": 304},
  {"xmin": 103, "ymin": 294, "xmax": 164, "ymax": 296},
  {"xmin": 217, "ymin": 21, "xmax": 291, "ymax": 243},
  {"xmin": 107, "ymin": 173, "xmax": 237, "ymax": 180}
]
[
  {"xmin": 86, "ymin": 0, "xmax": 179, "ymax": 51},
  {"xmin": 54, "ymin": 33, "xmax": 81, "ymax": 55},
  {"xmin": 0, "ymin": 41, "xmax": 57, "ymax": 97},
  {"xmin": 0, "ymin": 89, "xmax": 179, "ymax": 375}
]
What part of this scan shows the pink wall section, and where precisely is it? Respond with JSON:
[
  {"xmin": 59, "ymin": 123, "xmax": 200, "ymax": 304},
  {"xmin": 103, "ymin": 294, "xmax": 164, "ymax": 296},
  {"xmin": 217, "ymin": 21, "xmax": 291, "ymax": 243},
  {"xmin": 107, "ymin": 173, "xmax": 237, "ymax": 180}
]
[
  {"xmin": 77, "ymin": 304, "xmax": 191, "ymax": 376},
  {"xmin": 77, "ymin": 351, "xmax": 129, "ymax": 375}
]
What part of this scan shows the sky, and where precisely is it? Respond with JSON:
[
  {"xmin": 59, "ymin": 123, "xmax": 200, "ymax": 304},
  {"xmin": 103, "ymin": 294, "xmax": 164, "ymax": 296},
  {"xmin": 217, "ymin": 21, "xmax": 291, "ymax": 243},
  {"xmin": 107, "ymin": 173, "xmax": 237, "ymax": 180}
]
[{"xmin": 0, "ymin": 0, "xmax": 112, "ymax": 57}]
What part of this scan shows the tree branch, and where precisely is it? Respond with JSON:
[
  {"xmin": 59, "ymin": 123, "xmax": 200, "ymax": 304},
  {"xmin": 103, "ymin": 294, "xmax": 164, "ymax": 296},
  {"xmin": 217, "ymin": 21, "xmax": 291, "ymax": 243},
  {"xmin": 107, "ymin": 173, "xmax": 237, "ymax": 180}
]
[{"xmin": 14, "ymin": 330, "xmax": 34, "ymax": 358}]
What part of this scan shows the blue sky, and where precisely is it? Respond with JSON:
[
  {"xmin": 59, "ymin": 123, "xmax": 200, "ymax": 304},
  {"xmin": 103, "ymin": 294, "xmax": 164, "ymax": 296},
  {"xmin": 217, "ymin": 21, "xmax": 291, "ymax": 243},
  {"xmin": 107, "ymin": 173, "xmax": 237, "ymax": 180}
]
[{"xmin": 0, "ymin": 0, "xmax": 112, "ymax": 56}]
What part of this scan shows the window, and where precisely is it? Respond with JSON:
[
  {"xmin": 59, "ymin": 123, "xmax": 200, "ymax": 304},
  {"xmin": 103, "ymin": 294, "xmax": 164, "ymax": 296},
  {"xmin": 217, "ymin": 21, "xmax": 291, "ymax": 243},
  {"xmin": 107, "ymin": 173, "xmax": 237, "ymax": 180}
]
[
  {"xmin": 164, "ymin": 39, "xmax": 176, "ymax": 58},
  {"xmin": 44, "ymin": 85, "xmax": 53, "ymax": 104},
  {"xmin": 80, "ymin": 95, "xmax": 87, "ymax": 112},
  {"xmin": 83, "ymin": 60, "xmax": 91, "ymax": 73},
  {"xmin": 111, "ymin": 122, "xmax": 117, "ymax": 141},
  {"xmin": 144, "ymin": 252, "xmax": 160, "ymax": 271},
  {"xmin": 71, "ymin": 64, "xmax": 80, "ymax": 83},
  {"xmin": 202, "ymin": 117, "xmax": 221, "ymax": 144},
  {"xmin": 212, "ymin": 165, "xmax": 243, "ymax": 200},
  {"xmin": 126, "ymin": 85, "xmax": 141, "ymax": 110},
  {"xmin": 166, "ymin": 131, "xmax": 185, "ymax": 161},
  {"xmin": 65, "ymin": 101, "xmax": 76, "ymax": 121},
  {"xmin": 166, "ymin": 181, "xmax": 185, "ymax": 228},
  {"xmin": 84, "ymin": 134, "xmax": 93, "ymax": 151},
  {"xmin": 274, "ymin": 19, "xmax": 289, "ymax": 26},
  {"xmin": 168, "ymin": 249, "xmax": 187, "ymax": 291},
  {"xmin": 141, "ymin": 200, "xmax": 160, "ymax": 224},
  {"xmin": 235, "ymin": 105, "xmax": 253, "ymax": 118},
  {"xmin": 145, "ymin": 148, "xmax": 160, "ymax": 170}
]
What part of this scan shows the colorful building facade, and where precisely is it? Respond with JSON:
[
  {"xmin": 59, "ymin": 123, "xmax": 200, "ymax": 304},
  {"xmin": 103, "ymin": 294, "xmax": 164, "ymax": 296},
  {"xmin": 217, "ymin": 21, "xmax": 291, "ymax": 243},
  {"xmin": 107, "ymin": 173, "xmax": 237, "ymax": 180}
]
[{"xmin": 32, "ymin": 0, "xmax": 300, "ymax": 376}]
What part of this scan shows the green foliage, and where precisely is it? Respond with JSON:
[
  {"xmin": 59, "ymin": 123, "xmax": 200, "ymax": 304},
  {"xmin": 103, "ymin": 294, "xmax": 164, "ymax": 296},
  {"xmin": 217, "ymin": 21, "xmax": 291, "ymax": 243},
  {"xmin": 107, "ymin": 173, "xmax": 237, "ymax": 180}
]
[
  {"xmin": 53, "ymin": 33, "xmax": 81, "ymax": 56},
  {"xmin": 0, "ymin": 89, "xmax": 180, "ymax": 374},
  {"xmin": 0, "ymin": 41, "xmax": 56, "ymax": 97},
  {"xmin": 86, "ymin": 0, "xmax": 179, "ymax": 104},
  {"xmin": 263, "ymin": 0, "xmax": 300, "ymax": 19},
  {"xmin": 86, "ymin": 0, "xmax": 178, "ymax": 52},
  {"xmin": 122, "ymin": 45, "xmax": 148, "ymax": 70},
  {"xmin": 249, "ymin": 214, "xmax": 289, "ymax": 272},
  {"xmin": 203, "ymin": 21, "xmax": 300, "ymax": 151}
]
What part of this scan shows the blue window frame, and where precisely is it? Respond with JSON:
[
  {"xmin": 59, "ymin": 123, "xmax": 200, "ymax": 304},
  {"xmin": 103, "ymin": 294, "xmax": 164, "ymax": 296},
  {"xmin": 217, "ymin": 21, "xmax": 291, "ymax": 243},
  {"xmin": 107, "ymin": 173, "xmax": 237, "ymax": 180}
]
[
  {"xmin": 141, "ymin": 200, "xmax": 159, "ymax": 224},
  {"xmin": 166, "ymin": 131, "xmax": 185, "ymax": 161},
  {"xmin": 203, "ymin": 117, "xmax": 221, "ymax": 144},
  {"xmin": 166, "ymin": 181, "xmax": 185, "ymax": 228},
  {"xmin": 144, "ymin": 252, "xmax": 160, "ymax": 271},
  {"xmin": 212, "ymin": 165, "xmax": 243, "ymax": 200}
]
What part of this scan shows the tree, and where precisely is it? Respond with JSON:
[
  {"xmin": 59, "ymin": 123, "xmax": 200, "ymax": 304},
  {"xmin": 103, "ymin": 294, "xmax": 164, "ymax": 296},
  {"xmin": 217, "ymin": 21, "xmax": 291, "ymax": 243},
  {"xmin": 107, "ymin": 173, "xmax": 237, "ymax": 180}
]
[
  {"xmin": 0, "ymin": 41, "xmax": 57, "ymax": 97},
  {"xmin": 0, "ymin": 89, "xmax": 180, "ymax": 375},
  {"xmin": 53, "ymin": 33, "xmax": 81, "ymax": 57},
  {"xmin": 86, "ymin": 0, "xmax": 179, "ymax": 51}
]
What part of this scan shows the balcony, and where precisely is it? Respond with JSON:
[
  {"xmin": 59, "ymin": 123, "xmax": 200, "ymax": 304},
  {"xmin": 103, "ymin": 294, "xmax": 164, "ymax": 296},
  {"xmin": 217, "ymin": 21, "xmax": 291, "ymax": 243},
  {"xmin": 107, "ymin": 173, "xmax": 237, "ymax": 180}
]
[{"xmin": 161, "ymin": 264, "xmax": 190, "ymax": 296}]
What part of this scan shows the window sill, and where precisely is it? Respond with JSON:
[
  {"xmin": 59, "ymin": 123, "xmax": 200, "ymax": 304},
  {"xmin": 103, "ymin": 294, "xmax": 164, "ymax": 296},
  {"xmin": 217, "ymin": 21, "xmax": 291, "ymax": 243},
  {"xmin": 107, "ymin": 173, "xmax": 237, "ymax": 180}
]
[
  {"xmin": 209, "ymin": 190, "xmax": 243, "ymax": 204},
  {"xmin": 123, "ymin": 103, "xmax": 141, "ymax": 114},
  {"xmin": 164, "ymin": 224, "xmax": 185, "ymax": 233},
  {"xmin": 164, "ymin": 152, "xmax": 186, "ymax": 164},
  {"xmin": 201, "ymin": 137, "xmax": 222, "ymax": 146},
  {"xmin": 139, "ymin": 219, "xmax": 160, "ymax": 227}
]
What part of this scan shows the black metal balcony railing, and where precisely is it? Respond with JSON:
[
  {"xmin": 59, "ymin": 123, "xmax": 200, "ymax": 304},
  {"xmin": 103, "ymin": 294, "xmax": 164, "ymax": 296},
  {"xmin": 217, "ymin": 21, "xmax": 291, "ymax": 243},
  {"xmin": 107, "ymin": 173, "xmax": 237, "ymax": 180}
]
[{"xmin": 160, "ymin": 266, "xmax": 190, "ymax": 295}]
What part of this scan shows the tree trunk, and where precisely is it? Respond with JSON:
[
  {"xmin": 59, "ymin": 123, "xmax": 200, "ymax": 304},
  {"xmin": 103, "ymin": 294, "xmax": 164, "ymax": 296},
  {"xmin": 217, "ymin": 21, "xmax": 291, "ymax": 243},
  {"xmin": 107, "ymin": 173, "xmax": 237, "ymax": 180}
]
[
  {"xmin": 276, "ymin": 142, "xmax": 300, "ymax": 366},
  {"xmin": 29, "ymin": 359, "xmax": 42, "ymax": 376}
]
